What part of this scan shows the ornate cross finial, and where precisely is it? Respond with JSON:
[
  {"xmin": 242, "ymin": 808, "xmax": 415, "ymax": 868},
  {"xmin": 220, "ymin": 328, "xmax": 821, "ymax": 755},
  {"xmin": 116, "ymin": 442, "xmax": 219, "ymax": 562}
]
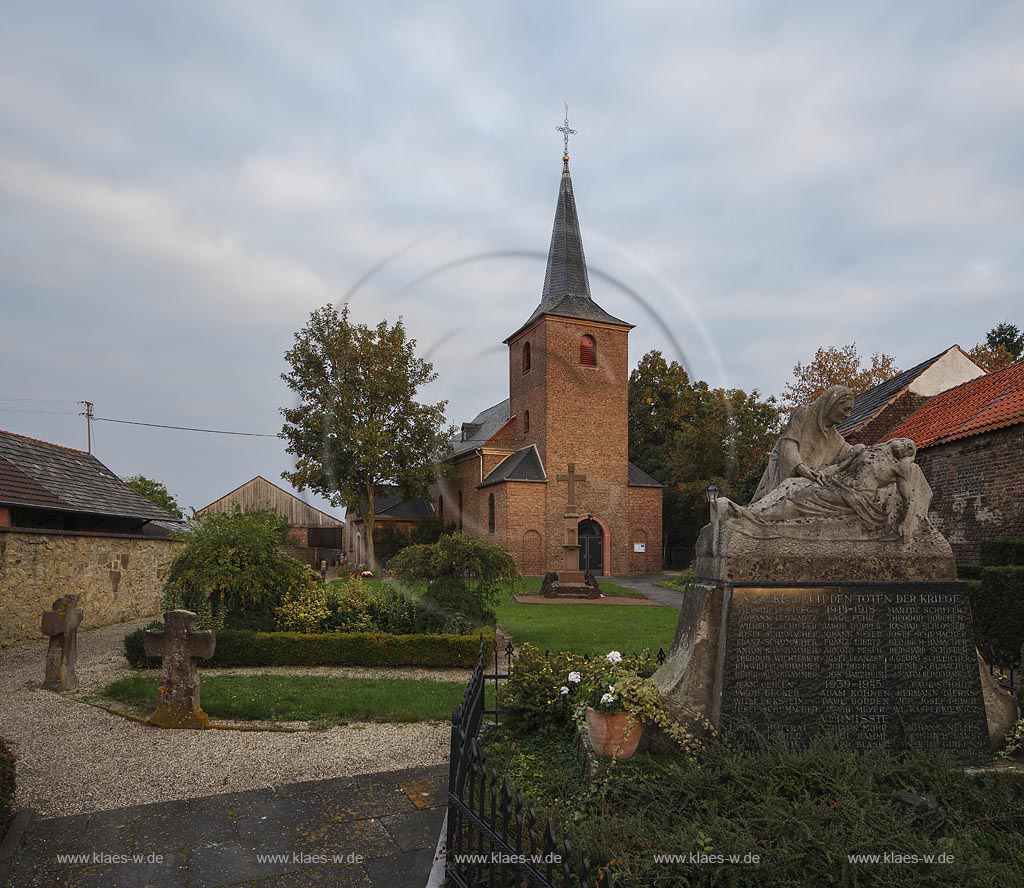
[{"xmin": 556, "ymin": 102, "xmax": 576, "ymax": 156}]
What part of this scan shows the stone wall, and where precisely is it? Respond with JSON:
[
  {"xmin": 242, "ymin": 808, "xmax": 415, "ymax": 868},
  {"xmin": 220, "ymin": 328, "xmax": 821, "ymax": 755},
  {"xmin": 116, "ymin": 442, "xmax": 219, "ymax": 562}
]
[
  {"xmin": 0, "ymin": 529, "xmax": 181, "ymax": 647},
  {"xmin": 916, "ymin": 424, "xmax": 1024, "ymax": 564}
]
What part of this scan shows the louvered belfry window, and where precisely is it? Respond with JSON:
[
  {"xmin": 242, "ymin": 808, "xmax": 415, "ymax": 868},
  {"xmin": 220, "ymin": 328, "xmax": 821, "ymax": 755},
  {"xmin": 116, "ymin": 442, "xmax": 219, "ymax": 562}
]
[
  {"xmin": 522, "ymin": 341, "xmax": 531, "ymax": 373},
  {"xmin": 579, "ymin": 335, "xmax": 597, "ymax": 366}
]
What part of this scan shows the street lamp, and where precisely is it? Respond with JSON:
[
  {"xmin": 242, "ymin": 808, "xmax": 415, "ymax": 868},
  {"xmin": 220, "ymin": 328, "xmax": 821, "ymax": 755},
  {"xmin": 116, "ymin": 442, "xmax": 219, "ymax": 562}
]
[{"xmin": 705, "ymin": 481, "xmax": 720, "ymax": 508}]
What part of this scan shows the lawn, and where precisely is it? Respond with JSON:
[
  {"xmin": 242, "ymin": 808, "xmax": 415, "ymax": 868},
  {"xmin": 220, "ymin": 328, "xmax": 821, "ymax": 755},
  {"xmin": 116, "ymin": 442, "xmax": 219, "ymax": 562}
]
[
  {"xmin": 103, "ymin": 674, "xmax": 473, "ymax": 724},
  {"xmin": 495, "ymin": 587, "xmax": 678, "ymax": 655}
]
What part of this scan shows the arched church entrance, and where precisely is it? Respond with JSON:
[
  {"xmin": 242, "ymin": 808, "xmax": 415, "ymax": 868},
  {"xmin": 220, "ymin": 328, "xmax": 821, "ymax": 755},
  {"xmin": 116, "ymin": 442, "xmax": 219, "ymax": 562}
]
[{"xmin": 578, "ymin": 518, "xmax": 604, "ymax": 575}]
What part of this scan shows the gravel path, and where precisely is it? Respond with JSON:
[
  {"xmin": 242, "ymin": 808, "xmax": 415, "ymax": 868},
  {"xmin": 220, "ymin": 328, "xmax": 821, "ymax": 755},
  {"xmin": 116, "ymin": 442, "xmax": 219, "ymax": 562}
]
[{"xmin": 0, "ymin": 619, "xmax": 466, "ymax": 818}]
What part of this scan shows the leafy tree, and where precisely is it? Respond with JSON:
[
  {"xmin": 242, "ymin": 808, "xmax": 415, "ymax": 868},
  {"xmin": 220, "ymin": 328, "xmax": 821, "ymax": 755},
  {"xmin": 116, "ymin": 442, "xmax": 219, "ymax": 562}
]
[
  {"xmin": 628, "ymin": 351, "xmax": 782, "ymax": 555},
  {"xmin": 782, "ymin": 343, "xmax": 898, "ymax": 409},
  {"xmin": 968, "ymin": 342, "xmax": 1016, "ymax": 373},
  {"xmin": 280, "ymin": 304, "xmax": 454, "ymax": 570},
  {"xmin": 390, "ymin": 533, "xmax": 518, "ymax": 630},
  {"xmin": 162, "ymin": 507, "xmax": 322, "ymax": 629},
  {"xmin": 985, "ymin": 322, "xmax": 1024, "ymax": 359},
  {"xmin": 969, "ymin": 322, "xmax": 1022, "ymax": 372},
  {"xmin": 123, "ymin": 474, "xmax": 184, "ymax": 519}
]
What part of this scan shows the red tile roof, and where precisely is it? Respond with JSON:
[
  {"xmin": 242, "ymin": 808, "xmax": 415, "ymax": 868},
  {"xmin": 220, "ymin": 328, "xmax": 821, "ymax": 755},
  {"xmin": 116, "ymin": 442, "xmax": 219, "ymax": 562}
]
[{"xmin": 883, "ymin": 361, "xmax": 1024, "ymax": 449}]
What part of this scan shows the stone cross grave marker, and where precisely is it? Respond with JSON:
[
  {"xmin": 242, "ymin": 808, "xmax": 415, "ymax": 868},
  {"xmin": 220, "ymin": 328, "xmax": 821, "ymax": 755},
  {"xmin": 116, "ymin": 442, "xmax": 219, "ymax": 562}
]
[
  {"xmin": 40, "ymin": 594, "xmax": 84, "ymax": 691},
  {"xmin": 144, "ymin": 610, "xmax": 216, "ymax": 729}
]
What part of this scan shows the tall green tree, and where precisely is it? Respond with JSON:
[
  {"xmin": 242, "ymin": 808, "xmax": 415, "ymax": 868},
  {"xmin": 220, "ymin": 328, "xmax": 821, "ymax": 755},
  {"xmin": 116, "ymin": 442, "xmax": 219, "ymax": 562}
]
[
  {"xmin": 122, "ymin": 474, "xmax": 184, "ymax": 519},
  {"xmin": 628, "ymin": 351, "xmax": 781, "ymax": 555},
  {"xmin": 969, "ymin": 321, "xmax": 1022, "ymax": 372},
  {"xmin": 280, "ymin": 304, "xmax": 453, "ymax": 570}
]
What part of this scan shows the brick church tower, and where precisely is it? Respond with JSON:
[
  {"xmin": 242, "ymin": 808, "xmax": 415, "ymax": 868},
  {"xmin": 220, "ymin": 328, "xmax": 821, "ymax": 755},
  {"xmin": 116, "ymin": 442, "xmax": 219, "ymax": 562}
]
[{"xmin": 432, "ymin": 149, "xmax": 663, "ymax": 576}]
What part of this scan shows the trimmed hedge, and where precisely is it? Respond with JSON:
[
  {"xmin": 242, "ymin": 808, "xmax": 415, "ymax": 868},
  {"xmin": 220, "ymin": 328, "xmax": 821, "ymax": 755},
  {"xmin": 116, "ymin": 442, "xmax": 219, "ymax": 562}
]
[
  {"xmin": 979, "ymin": 539, "xmax": 1024, "ymax": 566},
  {"xmin": 967, "ymin": 566, "xmax": 1024, "ymax": 655},
  {"xmin": 0, "ymin": 736, "xmax": 15, "ymax": 834},
  {"xmin": 125, "ymin": 626, "xmax": 493, "ymax": 669},
  {"xmin": 956, "ymin": 563, "xmax": 984, "ymax": 581}
]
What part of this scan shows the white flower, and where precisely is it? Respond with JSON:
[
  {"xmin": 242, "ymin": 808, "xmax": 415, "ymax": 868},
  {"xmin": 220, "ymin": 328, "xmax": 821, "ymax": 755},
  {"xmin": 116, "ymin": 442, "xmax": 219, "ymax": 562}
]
[
  {"xmin": 606, "ymin": 651, "xmax": 623, "ymax": 663},
  {"xmin": 567, "ymin": 671, "xmax": 582, "ymax": 684},
  {"xmin": 560, "ymin": 686, "xmax": 570, "ymax": 695},
  {"xmin": 600, "ymin": 693, "xmax": 616, "ymax": 705},
  {"xmin": 608, "ymin": 685, "xmax": 616, "ymax": 693}
]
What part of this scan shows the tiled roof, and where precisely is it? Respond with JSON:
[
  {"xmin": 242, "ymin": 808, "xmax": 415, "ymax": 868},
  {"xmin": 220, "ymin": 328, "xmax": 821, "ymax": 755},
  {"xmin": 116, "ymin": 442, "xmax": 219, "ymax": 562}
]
[
  {"xmin": 505, "ymin": 158, "xmax": 631, "ymax": 343},
  {"xmin": 837, "ymin": 350, "xmax": 947, "ymax": 435},
  {"xmin": 628, "ymin": 463, "xmax": 664, "ymax": 488},
  {"xmin": 0, "ymin": 429, "xmax": 179, "ymax": 522},
  {"xmin": 479, "ymin": 445, "xmax": 547, "ymax": 488},
  {"xmin": 449, "ymin": 399, "xmax": 512, "ymax": 458},
  {"xmin": 883, "ymin": 361, "xmax": 1024, "ymax": 448}
]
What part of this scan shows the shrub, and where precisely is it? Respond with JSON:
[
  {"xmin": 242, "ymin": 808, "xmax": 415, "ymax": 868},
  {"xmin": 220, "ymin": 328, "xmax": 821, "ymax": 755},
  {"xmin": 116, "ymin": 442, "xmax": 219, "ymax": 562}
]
[
  {"xmin": 498, "ymin": 644, "xmax": 658, "ymax": 735},
  {"xmin": 0, "ymin": 736, "xmax": 15, "ymax": 834},
  {"xmin": 123, "ymin": 627, "xmax": 493, "ymax": 668},
  {"xmin": 980, "ymin": 539, "xmax": 1024, "ymax": 566},
  {"xmin": 967, "ymin": 566, "xmax": 1024, "ymax": 655},
  {"xmin": 956, "ymin": 563, "xmax": 984, "ymax": 581},
  {"xmin": 162, "ymin": 507, "xmax": 324, "ymax": 629},
  {"xmin": 391, "ymin": 532, "xmax": 518, "ymax": 629},
  {"xmin": 123, "ymin": 620, "xmax": 164, "ymax": 667}
]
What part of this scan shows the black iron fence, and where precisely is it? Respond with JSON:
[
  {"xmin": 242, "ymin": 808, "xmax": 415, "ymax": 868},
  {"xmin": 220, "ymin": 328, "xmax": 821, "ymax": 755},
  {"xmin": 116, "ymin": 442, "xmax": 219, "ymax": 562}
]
[{"xmin": 446, "ymin": 638, "xmax": 616, "ymax": 888}]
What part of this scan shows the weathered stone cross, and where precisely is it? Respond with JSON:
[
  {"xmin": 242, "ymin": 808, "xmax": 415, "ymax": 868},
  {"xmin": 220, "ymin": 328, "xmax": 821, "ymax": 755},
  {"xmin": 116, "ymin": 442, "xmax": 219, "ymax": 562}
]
[
  {"xmin": 40, "ymin": 594, "xmax": 84, "ymax": 691},
  {"xmin": 557, "ymin": 462, "xmax": 587, "ymax": 514},
  {"xmin": 144, "ymin": 610, "xmax": 216, "ymax": 729}
]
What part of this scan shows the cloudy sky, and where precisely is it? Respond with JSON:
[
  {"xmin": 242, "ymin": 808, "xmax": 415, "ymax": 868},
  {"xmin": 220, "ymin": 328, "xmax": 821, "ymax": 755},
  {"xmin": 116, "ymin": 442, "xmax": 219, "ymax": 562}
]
[{"xmin": 1, "ymin": 1, "xmax": 1021, "ymax": 518}]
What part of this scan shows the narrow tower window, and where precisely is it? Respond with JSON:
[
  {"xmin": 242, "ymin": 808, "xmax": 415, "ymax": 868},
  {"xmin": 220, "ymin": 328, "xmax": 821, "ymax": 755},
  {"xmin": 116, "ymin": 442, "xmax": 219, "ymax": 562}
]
[
  {"xmin": 438, "ymin": 496, "xmax": 444, "ymax": 520},
  {"xmin": 488, "ymin": 494, "xmax": 496, "ymax": 534},
  {"xmin": 524, "ymin": 410, "xmax": 530, "ymax": 432},
  {"xmin": 458, "ymin": 491, "xmax": 463, "ymax": 530},
  {"xmin": 522, "ymin": 341, "xmax": 531, "ymax": 373},
  {"xmin": 580, "ymin": 334, "xmax": 597, "ymax": 366}
]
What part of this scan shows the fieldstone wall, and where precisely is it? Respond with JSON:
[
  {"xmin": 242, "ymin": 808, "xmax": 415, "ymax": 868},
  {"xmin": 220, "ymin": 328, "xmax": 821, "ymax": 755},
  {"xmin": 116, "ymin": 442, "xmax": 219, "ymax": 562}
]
[{"xmin": 0, "ymin": 529, "xmax": 182, "ymax": 648}]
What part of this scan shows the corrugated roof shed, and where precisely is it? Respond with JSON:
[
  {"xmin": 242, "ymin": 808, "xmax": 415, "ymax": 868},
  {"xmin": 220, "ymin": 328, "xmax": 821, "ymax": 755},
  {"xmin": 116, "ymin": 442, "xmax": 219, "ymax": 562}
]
[{"xmin": 883, "ymin": 360, "xmax": 1024, "ymax": 448}]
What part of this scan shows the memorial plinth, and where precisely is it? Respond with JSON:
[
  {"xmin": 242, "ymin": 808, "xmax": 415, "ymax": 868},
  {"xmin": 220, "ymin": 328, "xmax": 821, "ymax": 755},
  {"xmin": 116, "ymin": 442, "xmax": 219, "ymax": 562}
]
[{"xmin": 654, "ymin": 399, "xmax": 1001, "ymax": 762}]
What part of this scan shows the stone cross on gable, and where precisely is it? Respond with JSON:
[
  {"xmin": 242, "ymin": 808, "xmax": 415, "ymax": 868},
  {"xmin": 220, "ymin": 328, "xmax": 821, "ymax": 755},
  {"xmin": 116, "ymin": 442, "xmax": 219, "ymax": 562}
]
[
  {"xmin": 41, "ymin": 594, "xmax": 84, "ymax": 691},
  {"xmin": 144, "ymin": 610, "xmax": 216, "ymax": 729},
  {"xmin": 557, "ymin": 462, "xmax": 587, "ymax": 514}
]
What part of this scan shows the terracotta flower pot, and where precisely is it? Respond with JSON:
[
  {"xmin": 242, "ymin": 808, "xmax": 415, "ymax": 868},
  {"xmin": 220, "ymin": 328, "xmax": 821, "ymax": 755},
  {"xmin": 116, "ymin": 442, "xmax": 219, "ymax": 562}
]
[{"xmin": 585, "ymin": 707, "xmax": 642, "ymax": 760}]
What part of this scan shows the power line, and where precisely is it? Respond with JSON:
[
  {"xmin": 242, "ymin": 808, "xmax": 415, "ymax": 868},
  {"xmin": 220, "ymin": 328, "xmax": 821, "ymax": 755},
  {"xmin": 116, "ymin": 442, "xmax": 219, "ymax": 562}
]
[
  {"xmin": 93, "ymin": 416, "xmax": 279, "ymax": 437},
  {"xmin": 0, "ymin": 397, "xmax": 81, "ymax": 405},
  {"xmin": 0, "ymin": 407, "xmax": 80, "ymax": 416}
]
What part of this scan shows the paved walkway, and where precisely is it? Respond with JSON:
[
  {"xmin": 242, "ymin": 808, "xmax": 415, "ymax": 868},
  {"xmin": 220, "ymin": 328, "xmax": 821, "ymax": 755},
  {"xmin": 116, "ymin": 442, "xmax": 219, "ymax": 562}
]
[
  {"xmin": 606, "ymin": 574, "xmax": 686, "ymax": 609},
  {"xmin": 3, "ymin": 765, "xmax": 447, "ymax": 888}
]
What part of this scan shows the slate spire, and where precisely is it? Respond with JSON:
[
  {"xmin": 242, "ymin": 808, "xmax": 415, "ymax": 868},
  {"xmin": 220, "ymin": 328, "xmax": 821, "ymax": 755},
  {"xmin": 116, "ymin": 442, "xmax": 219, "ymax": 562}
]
[
  {"xmin": 504, "ymin": 151, "xmax": 632, "ymax": 343},
  {"xmin": 540, "ymin": 153, "xmax": 592, "ymax": 301}
]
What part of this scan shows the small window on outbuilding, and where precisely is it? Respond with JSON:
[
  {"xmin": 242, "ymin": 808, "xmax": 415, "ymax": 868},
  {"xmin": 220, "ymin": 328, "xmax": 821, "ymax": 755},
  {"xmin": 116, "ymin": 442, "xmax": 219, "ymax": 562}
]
[
  {"xmin": 488, "ymin": 494, "xmax": 496, "ymax": 534},
  {"xmin": 524, "ymin": 410, "xmax": 530, "ymax": 432},
  {"xmin": 522, "ymin": 341, "xmax": 531, "ymax": 373},
  {"xmin": 580, "ymin": 335, "xmax": 597, "ymax": 366}
]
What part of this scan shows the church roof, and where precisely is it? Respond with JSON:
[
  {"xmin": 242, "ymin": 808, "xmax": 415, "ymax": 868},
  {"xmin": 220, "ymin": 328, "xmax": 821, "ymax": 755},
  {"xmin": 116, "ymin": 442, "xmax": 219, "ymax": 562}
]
[
  {"xmin": 628, "ymin": 462, "xmax": 664, "ymax": 488},
  {"xmin": 505, "ymin": 156, "xmax": 632, "ymax": 343},
  {"xmin": 449, "ymin": 399, "xmax": 511, "ymax": 458},
  {"xmin": 479, "ymin": 445, "xmax": 547, "ymax": 488}
]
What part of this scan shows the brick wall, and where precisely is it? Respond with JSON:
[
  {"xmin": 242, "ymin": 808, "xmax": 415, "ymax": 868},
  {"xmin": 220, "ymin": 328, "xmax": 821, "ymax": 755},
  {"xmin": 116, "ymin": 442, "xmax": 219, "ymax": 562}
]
[
  {"xmin": 628, "ymin": 486, "xmax": 664, "ymax": 573},
  {"xmin": 915, "ymin": 424, "xmax": 1024, "ymax": 563},
  {"xmin": 0, "ymin": 529, "xmax": 181, "ymax": 647}
]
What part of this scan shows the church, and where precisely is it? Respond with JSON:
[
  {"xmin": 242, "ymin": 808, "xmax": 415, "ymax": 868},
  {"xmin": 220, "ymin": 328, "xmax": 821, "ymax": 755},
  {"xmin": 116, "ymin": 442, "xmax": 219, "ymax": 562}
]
[{"xmin": 431, "ymin": 146, "xmax": 663, "ymax": 576}]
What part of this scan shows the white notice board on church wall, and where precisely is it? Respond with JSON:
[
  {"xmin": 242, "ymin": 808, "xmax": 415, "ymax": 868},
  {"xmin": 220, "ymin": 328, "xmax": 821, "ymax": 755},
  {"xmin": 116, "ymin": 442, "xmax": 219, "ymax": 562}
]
[{"xmin": 633, "ymin": 542, "xmax": 646, "ymax": 553}]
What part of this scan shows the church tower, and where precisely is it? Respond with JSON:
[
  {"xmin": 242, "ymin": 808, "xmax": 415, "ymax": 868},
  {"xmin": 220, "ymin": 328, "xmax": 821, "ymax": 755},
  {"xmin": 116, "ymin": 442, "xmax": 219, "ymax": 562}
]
[{"xmin": 433, "ymin": 127, "xmax": 663, "ymax": 576}]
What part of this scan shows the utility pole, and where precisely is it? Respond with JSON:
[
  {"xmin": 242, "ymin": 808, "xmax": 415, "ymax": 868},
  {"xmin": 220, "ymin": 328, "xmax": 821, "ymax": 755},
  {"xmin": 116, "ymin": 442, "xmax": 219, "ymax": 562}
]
[{"xmin": 79, "ymin": 401, "xmax": 93, "ymax": 454}]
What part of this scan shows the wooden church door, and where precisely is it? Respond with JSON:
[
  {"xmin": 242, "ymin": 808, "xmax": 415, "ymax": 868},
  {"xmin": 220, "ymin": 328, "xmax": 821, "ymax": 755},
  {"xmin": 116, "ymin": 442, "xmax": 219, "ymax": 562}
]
[{"xmin": 578, "ymin": 518, "xmax": 604, "ymax": 575}]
